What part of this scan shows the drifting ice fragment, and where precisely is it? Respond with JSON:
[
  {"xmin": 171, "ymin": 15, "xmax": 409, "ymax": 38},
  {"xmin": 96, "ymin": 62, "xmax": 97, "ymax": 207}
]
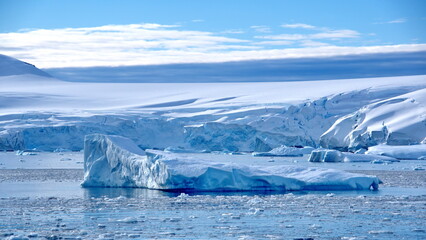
[
  {"xmin": 82, "ymin": 134, "xmax": 380, "ymax": 191},
  {"xmin": 252, "ymin": 145, "xmax": 314, "ymax": 157},
  {"xmin": 309, "ymin": 149, "xmax": 343, "ymax": 162},
  {"xmin": 366, "ymin": 144, "xmax": 426, "ymax": 160},
  {"xmin": 309, "ymin": 149, "xmax": 397, "ymax": 163}
]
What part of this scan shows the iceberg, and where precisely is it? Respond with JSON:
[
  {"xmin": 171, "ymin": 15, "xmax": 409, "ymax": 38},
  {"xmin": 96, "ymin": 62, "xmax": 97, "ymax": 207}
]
[
  {"xmin": 81, "ymin": 134, "xmax": 168, "ymax": 188},
  {"xmin": 366, "ymin": 144, "xmax": 426, "ymax": 160},
  {"xmin": 252, "ymin": 145, "xmax": 314, "ymax": 157},
  {"xmin": 308, "ymin": 149, "xmax": 397, "ymax": 163},
  {"xmin": 308, "ymin": 149, "xmax": 344, "ymax": 162},
  {"xmin": 82, "ymin": 134, "xmax": 380, "ymax": 191}
]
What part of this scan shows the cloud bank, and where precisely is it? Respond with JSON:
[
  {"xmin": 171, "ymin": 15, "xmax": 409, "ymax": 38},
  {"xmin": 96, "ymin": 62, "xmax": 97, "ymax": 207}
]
[
  {"xmin": 45, "ymin": 51, "xmax": 426, "ymax": 83},
  {"xmin": 0, "ymin": 23, "xmax": 425, "ymax": 68}
]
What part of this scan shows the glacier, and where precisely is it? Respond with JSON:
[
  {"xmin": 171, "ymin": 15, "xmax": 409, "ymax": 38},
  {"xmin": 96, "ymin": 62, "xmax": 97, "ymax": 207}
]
[
  {"xmin": 1, "ymin": 78, "xmax": 425, "ymax": 152},
  {"xmin": 320, "ymin": 88, "xmax": 426, "ymax": 151},
  {"xmin": 82, "ymin": 134, "xmax": 380, "ymax": 191}
]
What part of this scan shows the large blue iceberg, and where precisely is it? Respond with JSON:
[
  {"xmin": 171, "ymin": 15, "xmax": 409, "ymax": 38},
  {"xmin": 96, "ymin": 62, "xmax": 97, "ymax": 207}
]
[{"xmin": 82, "ymin": 134, "xmax": 380, "ymax": 191}]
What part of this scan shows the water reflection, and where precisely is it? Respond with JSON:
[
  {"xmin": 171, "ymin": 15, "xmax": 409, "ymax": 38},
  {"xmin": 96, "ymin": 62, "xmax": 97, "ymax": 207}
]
[
  {"xmin": 82, "ymin": 186, "xmax": 382, "ymax": 199},
  {"xmin": 83, "ymin": 187, "xmax": 178, "ymax": 199},
  {"xmin": 2, "ymin": 181, "xmax": 424, "ymax": 199}
]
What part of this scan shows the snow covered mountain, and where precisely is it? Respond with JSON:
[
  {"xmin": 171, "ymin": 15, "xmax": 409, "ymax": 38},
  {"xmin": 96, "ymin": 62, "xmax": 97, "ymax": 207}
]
[
  {"xmin": 0, "ymin": 54, "xmax": 51, "ymax": 77},
  {"xmin": 0, "ymin": 55, "xmax": 425, "ymax": 152}
]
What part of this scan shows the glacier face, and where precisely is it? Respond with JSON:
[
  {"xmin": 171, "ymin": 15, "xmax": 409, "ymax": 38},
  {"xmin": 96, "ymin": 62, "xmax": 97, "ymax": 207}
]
[
  {"xmin": 82, "ymin": 134, "xmax": 380, "ymax": 191},
  {"xmin": 2, "ymin": 84, "xmax": 425, "ymax": 152}
]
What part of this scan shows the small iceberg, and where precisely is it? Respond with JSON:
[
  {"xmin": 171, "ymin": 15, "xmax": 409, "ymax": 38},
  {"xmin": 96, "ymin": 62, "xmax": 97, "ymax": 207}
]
[
  {"xmin": 252, "ymin": 145, "xmax": 314, "ymax": 157},
  {"xmin": 366, "ymin": 144, "xmax": 426, "ymax": 160},
  {"xmin": 82, "ymin": 134, "xmax": 380, "ymax": 191},
  {"xmin": 15, "ymin": 150, "xmax": 39, "ymax": 156},
  {"xmin": 309, "ymin": 149, "xmax": 397, "ymax": 163}
]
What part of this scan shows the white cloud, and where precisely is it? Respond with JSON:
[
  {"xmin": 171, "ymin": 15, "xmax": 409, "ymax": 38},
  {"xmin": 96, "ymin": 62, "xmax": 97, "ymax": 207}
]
[
  {"xmin": 252, "ymin": 40, "xmax": 294, "ymax": 46},
  {"xmin": 135, "ymin": 23, "xmax": 181, "ymax": 29},
  {"xmin": 387, "ymin": 18, "xmax": 407, "ymax": 24},
  {"xmin": 257, "ymin": 34, "xmax": 305, "ymax": 41},
  {"xmin": 281, "ymin": 23, "xmax": 315, "ymax": 29},
  {"xmin": 258, "ymin": 29, "xmax": 360, "ymax": 41},
  {"xmin": 222, "ymin": 29, "xmax": 245, "ymax": 34},
  {"xmin": 0, "ymin": 23, "xmax": 425, "ymax": 68},
  {"xmin": 250, "ymin": 25, "xmax": 271, "ymax": 33},
  {"xmin": 299, "ymin": 40, "xmax": 330, "ymax": 47},
  {"xmin": 310, "ymin": 29, "xmax": 360, "ymax": 39},
  {"xmin": 374, "ymin": 18, "xmax": 407, "ymax": 24}
]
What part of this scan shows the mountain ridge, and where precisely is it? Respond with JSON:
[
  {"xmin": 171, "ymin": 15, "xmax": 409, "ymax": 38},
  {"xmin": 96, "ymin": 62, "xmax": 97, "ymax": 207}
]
[{"xmin": 0, "ymin": 54, "xmax": 51, "ymax": 78}]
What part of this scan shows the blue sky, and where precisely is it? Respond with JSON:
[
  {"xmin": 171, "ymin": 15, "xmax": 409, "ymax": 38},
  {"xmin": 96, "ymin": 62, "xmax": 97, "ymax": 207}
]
[{"xmin": 0, "ymin": 0, "xmax": 425, "ymax": 68}]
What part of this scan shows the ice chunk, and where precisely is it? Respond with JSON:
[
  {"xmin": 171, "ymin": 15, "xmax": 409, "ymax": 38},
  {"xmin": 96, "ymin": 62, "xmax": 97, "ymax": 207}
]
[
  {"xmin": 15, "ymin": 150, "xmax": 38, "ymax": 156},
  {"xmin": 164, "ymin": 146, "xmax": 209, "ymax": 153},
  {"xmin": 253, "ymin": 145, "xmax": 314, "ymax": 157},
  {"xmin": 354, "ymin": 148, "xmax": 367, "ymax": 154},
  {"xmin": 309, "ymin": 149, "xmax": 344, "ymax": 162},
  {"xmin": 366, "ymin": 144, "xmax": 426, "ymax": 160},
  {"xmin": 309, "ymin": 149, "xmax": 397, "ymax": 162},
  {"xmin": 82, "ymin": 134, "xmax": 380, "ymax": 191}
]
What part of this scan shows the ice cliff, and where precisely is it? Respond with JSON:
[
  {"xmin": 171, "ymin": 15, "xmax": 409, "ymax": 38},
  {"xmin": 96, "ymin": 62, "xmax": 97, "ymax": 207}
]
[
  {"xmin": 82, "ymin": 134, "xmax": 169, "ymax": 188},
  {"xmin": 82, "ymin": 134, "xmax": 380, "ymax": 191}
]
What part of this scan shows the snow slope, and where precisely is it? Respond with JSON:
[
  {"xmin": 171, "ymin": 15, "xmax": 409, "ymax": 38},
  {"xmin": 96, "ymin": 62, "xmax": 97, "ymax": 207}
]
[
  {"xmin": 82, "ymin": 134, "xmax": 380, "ymax": 191},
  {"xmin": 0, "ymin": 55, "xmax": 425, "ymax": 152}
]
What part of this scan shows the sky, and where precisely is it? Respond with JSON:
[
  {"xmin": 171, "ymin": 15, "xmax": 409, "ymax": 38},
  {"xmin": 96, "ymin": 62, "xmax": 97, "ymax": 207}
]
[{"xmin": 0, "ymin": 0, "xmax": 425, "ymax": 68}]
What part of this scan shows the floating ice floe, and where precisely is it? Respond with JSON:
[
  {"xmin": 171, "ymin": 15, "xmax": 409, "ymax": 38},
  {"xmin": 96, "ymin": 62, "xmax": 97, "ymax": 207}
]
[
  {"xmin": 15, "ymin": 150, "xmax": 38, "ymax": 156},
  {"xmin": 164, "ymin": 146, "xmax": 210, "ymax": 154},
  {"xmin": 252, "ymin": 145, "xmax": 314, "ymax": 157},
  {"xmin": 82, "ymin": 134, "xmax": 380, "ymax": 191},
  {"xmin": 366, "ymin": 144, "xmax": 426, "ymax": 160},
  {"xmin": 308, "ymin": 149, "xmax": 397, "ymax": 163}
]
